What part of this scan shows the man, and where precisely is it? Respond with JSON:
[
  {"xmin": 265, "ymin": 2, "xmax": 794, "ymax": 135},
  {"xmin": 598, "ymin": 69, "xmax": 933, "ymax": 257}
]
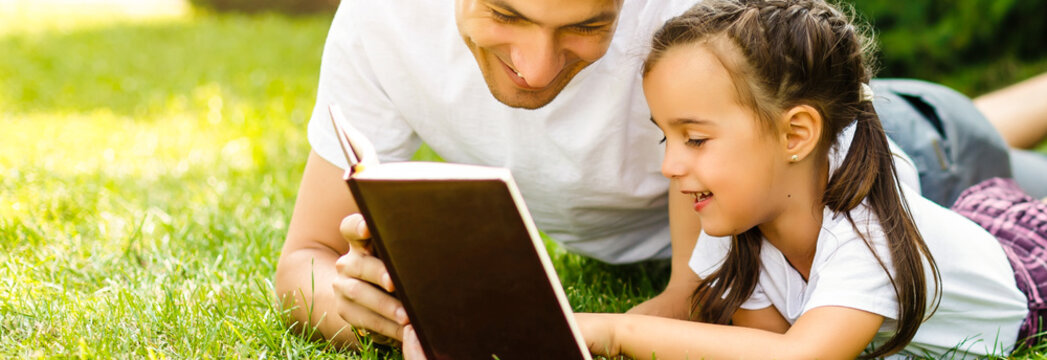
[
  {"xmin": 276, "ymin": 0, "xmax": 702, "ymax": 347},
  {"xmin": 275, "ymin": 0, "xmax": 1047, "ymax": 351}
]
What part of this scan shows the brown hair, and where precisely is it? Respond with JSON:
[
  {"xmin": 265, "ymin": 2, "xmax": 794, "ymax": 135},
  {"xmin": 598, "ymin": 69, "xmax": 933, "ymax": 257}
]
[{"xmin": 643, "ymin": 0, "xmax": 941, "ymax": 357}]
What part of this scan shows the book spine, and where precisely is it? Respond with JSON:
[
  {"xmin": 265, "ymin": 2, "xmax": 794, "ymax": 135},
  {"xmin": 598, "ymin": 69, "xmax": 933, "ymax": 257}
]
[{"xmin": 345, "ymin": 178, "xmax": 437, "ymax": 360}]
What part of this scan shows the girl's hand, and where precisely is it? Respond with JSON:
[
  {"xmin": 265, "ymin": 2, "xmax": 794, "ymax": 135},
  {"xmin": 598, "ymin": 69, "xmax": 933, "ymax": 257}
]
[
  {"xmin": 575, "ymin": 313, "xmax": 620, "ymax": 357},
  {"xmin": 401, "ymin": 325, "xmax": 427, "ymax": 360}
]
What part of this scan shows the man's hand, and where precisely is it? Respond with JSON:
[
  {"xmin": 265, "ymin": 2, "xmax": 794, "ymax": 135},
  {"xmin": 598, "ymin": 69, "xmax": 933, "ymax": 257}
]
[{"xmin": 332, "ymin": 213, "xmax": 410, "ymax": 342}]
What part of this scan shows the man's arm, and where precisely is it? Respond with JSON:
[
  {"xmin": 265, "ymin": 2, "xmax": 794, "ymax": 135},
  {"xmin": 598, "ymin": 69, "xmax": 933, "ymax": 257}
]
[
  {"xmin": 277, "ymin": 0, "xmax": 419, "ymax": 346},
  {"xmin": 626, "ymin": 181, "xmax": 701, "ymax": 319},
  {"xmin": 275, "ymin": 151, "xmax": 406, "ymax": 347},
  {"xmin": 974, "ymin": 72, "xmax": 1047, "ymax": 149}
]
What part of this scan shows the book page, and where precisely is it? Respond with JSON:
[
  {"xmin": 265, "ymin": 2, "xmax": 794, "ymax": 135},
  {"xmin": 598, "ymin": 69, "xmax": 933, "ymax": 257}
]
[{"xmin": 354, "ymin": 161, "xmax": 513, "ymax": 181}]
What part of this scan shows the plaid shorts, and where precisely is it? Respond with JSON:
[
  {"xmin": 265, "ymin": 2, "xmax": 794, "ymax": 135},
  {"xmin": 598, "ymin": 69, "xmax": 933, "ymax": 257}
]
[{"xmin": 951, "ymin": 177, "xmax": 1047, "ymax": 346}]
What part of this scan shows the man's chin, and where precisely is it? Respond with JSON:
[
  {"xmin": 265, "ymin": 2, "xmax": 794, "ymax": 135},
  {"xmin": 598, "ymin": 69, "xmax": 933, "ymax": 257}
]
[
  {"xmin": 493, "ymin": 94, "xmax": 553, "ymax": 109},
  {"xmin": 488, "ymin": 85, "xmax": 562, "ymax": 109}
]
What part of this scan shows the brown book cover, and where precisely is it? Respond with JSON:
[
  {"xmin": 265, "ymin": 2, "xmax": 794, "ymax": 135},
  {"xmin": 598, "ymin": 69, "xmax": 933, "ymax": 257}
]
[{"xmin": 329, "ymin": 105, "xmax": 591, "ymax": 360}]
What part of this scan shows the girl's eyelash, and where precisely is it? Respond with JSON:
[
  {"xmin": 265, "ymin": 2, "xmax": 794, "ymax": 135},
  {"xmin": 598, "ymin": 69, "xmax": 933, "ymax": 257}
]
[
  {"xmin": 659, "ymin": 136, "xmax": 706, "ymax": 147},
  {"xmin": 686, "ymin": 138, "xmax": 707, "ymax": 147}
]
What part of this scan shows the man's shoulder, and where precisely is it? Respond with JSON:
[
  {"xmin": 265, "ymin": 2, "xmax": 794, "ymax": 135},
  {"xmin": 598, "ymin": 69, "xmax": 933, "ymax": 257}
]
[
  {"xmin": 338, "ymin": 0, "xmax": 442, "ymax": 15},
  {"xmin": 334, "ymin": 0, "xmax": 450, "ymax": 37}
]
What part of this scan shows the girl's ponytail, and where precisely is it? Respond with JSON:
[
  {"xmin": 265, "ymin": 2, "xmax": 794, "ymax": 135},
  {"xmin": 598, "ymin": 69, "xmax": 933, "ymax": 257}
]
[{"xmin": 824, "ymin": 102, "xmax": 882, "ymax": 212}]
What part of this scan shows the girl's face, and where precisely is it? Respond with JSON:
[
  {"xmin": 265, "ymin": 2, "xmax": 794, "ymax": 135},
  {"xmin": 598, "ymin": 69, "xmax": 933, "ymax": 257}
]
[{"xmin": 644, "ymin": 44, "xmax": 792, "ymax": 237}]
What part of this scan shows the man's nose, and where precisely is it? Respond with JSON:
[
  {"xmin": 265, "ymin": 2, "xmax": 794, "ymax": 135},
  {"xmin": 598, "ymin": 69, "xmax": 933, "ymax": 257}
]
[{"xmin": 510, "ymin": 31, "xmax": 565, "ymax": 89}]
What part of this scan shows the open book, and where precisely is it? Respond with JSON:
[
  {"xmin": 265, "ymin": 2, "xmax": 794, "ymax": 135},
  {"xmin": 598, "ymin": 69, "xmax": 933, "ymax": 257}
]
[{"xmin": 329, "ymin": 105, "xmax": 591, "ymax": 360}]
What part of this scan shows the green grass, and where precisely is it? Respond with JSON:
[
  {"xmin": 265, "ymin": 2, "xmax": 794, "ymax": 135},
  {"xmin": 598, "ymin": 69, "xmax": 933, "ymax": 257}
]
[{"xmin": 1, "ymin": 6, "xmax": 1046, "ymax": 360}]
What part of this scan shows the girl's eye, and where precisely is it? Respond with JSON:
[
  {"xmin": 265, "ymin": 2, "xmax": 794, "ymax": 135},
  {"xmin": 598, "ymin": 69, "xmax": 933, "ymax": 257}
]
[
  {"xmin": 686, "ymin": 138, "xmax": 707, "ymax": 147},
  {"xmin": 658, "ymin": 136, "xmax": 667, "ymax": 144}
]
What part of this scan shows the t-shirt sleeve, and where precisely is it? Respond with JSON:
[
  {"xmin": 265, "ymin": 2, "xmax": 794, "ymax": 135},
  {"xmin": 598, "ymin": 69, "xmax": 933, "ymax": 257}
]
[
  {"xmin": 307, "ymin": 0, "xmax": 421, "ymax": 170},
  {"xmin": 803, "ymin": 215, "xmax": 899, "ymax": 320}
]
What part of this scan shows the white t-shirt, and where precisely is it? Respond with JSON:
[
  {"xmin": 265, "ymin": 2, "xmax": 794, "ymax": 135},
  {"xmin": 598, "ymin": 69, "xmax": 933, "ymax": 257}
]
[
  {"xmin": 306, "ymin": 0, "xmax": 922, "ymax": 263},
  {"xmin": 689, "ymin": 187, "xmax": 1028, "ymax": 358}
]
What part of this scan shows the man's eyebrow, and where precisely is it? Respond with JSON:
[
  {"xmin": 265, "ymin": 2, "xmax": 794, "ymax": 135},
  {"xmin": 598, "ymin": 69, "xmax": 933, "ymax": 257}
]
[
  {"xmin": 569, "ymin": 11, "xmax": 617, "ymax": 27},
  {"xmin": 487, "ymin": 0, "xmax": 617, "ymax": 27},
  {"xmin": 487, "ymin": 0, "xmax": 536, "ymax": 23}
]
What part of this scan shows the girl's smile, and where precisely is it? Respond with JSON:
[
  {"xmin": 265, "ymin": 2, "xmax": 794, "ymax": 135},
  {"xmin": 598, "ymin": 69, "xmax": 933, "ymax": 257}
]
[{"xmin": 688, "ymin": 190, "xmax": 714, "ymax": 212}]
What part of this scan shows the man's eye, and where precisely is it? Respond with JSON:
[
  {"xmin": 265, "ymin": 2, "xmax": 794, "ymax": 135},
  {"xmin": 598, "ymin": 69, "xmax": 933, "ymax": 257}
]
[
  {"xmin": 571, "ymin": 25, "xmax": 604, "ymax": 35},
  {"xmin": 490, "ymin": 10, "xmax": 518, "ymax": 23}
]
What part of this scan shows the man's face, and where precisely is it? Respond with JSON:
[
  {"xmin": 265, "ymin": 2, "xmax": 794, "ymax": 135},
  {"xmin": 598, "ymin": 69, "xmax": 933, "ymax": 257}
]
[{"xmin": 456, "ymin": 0, "xmax": 622, "ymax": 109}]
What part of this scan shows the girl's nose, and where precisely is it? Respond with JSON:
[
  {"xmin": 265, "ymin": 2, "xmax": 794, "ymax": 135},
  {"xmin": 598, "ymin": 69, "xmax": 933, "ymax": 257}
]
[{"xmin": 660, "ymin": 153, "xmax": 686, "ymax": 179}]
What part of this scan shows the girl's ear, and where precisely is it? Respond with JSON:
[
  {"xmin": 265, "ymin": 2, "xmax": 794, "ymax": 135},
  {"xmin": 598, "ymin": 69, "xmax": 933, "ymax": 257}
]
[{"xmin": 780, "ymin": 104, "xmax": 822, "ymax": 163}]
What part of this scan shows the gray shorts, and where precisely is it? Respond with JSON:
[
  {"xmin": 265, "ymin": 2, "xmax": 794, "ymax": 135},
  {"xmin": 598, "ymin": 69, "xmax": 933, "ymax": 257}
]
[{"xmin": 871, "ymin": 79, "xmax": 1047, "ymax": 206}]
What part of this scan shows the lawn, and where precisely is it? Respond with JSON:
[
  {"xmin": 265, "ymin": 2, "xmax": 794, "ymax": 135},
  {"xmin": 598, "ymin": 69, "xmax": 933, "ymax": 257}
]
[{"xmin": 1, "ymin": 4, "xmax": 1045, "ymax": 360}]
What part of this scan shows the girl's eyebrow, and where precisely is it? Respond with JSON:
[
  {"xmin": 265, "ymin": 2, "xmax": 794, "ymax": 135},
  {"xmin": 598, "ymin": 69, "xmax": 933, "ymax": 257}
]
[
  {"xmin": 649, "ymin": 116, "xmax": 716, "ymax": 126},
  {"xmin": 671, "ymin": 118, "xmax": 712, "ymax": 126}
]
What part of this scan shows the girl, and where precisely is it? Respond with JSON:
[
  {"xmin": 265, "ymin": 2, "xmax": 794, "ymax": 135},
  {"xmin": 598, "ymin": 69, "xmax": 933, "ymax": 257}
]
[{"xmin": 576, "ymin": 0, "xmax": 1041, "ymax": 358}]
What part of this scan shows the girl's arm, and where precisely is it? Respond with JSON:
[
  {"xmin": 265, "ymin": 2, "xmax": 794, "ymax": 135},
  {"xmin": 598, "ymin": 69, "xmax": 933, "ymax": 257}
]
[{"xmin": 579, "ymin": 306, "xmax": 883, "ymax": 359}]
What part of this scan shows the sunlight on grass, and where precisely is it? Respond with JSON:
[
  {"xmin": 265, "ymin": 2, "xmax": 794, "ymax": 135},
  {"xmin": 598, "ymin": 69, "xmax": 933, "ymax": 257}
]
[{"xmin": 0, "ymin": 0, "xmax": 190, "ymax": 35}]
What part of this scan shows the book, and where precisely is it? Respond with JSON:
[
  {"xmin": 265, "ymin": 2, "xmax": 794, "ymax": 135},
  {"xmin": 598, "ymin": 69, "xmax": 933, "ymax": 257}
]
[{"xmin": 329, "ymin": 105, "xmax": 592, "ymax": 360}]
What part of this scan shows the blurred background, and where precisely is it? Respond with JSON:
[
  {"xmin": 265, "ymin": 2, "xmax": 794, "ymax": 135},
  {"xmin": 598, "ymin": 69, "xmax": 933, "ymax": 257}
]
[{"xmin": 0, "ymin": 0, "xmax": 1045, "ymax": 358}]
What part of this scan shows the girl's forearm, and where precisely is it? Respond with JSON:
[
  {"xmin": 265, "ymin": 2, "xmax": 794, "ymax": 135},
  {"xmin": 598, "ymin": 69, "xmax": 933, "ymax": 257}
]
[
  {"xmin": 606, "ymin": 313, "xmax": 801, "ymax": 359},
  {"xmin": 586, "ymin": 306, "xmax": 882, "ymax": 360}
]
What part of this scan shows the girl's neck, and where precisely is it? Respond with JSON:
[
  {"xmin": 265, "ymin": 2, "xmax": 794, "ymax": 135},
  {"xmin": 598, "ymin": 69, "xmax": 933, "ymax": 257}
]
[{"xmin": 757, "ymin": 155, "xmax": 830, "ymax": 281}]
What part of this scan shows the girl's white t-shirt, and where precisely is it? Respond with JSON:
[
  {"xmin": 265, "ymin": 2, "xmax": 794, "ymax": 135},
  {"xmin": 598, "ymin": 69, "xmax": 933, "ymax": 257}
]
[{"xmin": 689, "ymin": 184, "xmax": 1028, "ymax": 358}]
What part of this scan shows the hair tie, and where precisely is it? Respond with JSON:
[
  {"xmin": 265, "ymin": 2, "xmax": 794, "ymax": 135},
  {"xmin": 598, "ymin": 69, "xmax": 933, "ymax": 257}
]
[{"xmin": 860, "ymin": 83, "xmax": 875, "ymax": 102}]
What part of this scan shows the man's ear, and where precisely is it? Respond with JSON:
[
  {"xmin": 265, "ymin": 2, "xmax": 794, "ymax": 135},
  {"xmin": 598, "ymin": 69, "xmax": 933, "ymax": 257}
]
[{"xmin": 780, "ymin": 105, "xmax": 822, "ymax": 163}]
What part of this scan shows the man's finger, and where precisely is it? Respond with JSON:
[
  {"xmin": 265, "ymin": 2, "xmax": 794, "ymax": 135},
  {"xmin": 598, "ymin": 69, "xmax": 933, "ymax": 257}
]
[
  {"xmin": 334, "ymin": 279, "xmax": 406, "ymax": 340},
  {"xmin": 337, "ymin": 300, "xmax": 405, "ymax": 342},
  {"xmin": 339, "ymin": 213, "xmax": 373, "ymax": 250},
  {"xmin": 335, "ymin": 250, "xmax": 396, "ymax": 292},
  {"xmin": 333, "ymin": 276, "xmax": 407, "ymax": 325}
]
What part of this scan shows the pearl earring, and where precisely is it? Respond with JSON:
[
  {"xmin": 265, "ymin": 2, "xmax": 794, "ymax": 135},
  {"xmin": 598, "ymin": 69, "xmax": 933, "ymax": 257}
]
[{"xmin": 791, "ymin": 155, "xmax": 799, "ymax": 162}]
